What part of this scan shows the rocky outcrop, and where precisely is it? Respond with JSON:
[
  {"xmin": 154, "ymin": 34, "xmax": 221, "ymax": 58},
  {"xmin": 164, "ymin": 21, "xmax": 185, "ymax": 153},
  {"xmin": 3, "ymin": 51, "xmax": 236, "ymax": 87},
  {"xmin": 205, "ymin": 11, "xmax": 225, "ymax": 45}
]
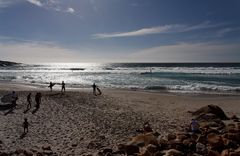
[
  {"xmin": 87, "ymin": 105, "xmax": 240, "ymax": 156},
  {"xmin": 191, "ymin": 105, "xmax": 229, "ymax": 120}
]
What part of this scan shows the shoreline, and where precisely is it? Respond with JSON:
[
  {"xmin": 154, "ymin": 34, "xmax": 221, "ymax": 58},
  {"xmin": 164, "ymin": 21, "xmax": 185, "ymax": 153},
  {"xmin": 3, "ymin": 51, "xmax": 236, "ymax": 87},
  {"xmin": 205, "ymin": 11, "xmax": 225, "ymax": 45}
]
[{"xmin": 1, "ymin": 80, "xmax": 240, "ymax": 97}]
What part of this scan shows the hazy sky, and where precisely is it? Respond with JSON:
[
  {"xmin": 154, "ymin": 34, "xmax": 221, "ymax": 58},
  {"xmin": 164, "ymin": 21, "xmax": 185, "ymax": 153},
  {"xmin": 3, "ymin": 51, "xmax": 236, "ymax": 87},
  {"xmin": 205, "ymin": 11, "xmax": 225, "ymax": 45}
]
[{"xmin": 0, "ymin": 0, "xmax": 240, "ymax": 63}]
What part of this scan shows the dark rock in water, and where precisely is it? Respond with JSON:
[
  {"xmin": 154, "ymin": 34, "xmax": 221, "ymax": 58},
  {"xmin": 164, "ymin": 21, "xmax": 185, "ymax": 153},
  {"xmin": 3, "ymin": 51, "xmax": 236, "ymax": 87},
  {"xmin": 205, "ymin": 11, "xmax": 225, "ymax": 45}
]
[{"xmin": 192, "ymin": 105, "xmax": 228, "ymax": 120}]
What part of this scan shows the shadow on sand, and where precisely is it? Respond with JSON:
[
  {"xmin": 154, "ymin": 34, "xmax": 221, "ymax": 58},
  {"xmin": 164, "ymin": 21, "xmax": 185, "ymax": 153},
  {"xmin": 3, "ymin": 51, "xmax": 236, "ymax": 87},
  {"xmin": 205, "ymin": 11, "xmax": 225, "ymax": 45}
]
[
  {"xmin": 19, "ymin": 132, "xmax": 27, "ymax": 139},
  {"xmin": 0, "ymin": 104, "xmax": 17, "ymax": 116}
]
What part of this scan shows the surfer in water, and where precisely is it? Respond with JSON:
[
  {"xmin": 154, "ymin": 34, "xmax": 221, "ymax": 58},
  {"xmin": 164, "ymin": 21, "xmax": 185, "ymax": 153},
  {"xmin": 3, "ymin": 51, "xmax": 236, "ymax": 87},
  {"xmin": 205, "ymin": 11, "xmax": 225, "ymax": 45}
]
[{"xmin": 48, "ymin": 82, "xmax": 55, "ymax": 92}]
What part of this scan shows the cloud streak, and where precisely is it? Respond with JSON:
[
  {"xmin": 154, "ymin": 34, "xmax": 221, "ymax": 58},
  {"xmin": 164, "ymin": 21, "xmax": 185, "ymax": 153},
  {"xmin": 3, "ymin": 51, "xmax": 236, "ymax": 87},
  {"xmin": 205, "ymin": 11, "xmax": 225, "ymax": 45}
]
[
  {"xmin": 26, "ymin": 0, "xmax": 42, "ymax": 7},
  {"xmin": 25, "ymin": 0, "xmax": 76, "ymax": 14},
  {"xmin": 93, "ymin": 21, "xmax": 224, "ymax": 39},
  {"xmin": 128, "ymin": 42, "xmax": 240, "ymax": 62},
  {"xmin": 0, "ymin": 42, "xmax": 84, "ymax": 63}
]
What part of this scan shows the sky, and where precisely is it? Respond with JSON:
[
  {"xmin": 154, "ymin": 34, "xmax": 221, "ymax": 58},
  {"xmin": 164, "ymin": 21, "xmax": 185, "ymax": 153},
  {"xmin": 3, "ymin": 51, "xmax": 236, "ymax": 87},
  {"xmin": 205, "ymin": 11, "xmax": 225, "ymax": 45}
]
[{"xmin": 0, "ymin": 0, "xmax": 240, "ymax": 63}]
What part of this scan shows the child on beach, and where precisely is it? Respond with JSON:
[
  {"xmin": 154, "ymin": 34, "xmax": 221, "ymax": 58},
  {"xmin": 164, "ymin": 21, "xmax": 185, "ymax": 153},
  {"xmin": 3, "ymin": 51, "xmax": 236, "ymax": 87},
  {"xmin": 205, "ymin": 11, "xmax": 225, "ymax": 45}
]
[{"xmin": 23, "ymin": 118, "xmax": 29, "ymax": 134}]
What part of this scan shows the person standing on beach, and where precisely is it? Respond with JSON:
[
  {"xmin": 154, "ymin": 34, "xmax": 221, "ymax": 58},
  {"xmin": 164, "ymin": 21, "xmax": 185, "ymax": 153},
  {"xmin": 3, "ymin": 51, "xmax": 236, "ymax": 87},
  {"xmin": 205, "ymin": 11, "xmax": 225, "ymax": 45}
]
[
  {"xmin": 61, "ymin": 81, "xmax": 66, "ymax": 92},
  {"xmin": 23, "ymin": 118, "xmax": 29, "ymax": 134},
  {"xmin": 35, "ymin": 92, "xmax": 42, "ymax": 109},
  {"xmin": 48, "ymin": 82, "xmax": 54, "ymax": 92},
  {"xmin": 27, "ymin": 93, "xmax": 32, "ymax": 109},
  {"xmin": 92, "ymin": 83, "xmax": 97, "ymax": 95}
]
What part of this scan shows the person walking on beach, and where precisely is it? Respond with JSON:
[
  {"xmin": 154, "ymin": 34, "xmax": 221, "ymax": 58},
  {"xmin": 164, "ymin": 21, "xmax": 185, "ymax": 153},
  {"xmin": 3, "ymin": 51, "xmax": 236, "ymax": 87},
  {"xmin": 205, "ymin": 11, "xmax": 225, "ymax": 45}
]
[
  {"xmin": 11, "ymin": 91, "xmax": 18, "ymax": 106},
  {"xmin": 61, "ymin": 81, "xmax": 66, "ymax": 92},
  {"xmin": 27, "ymin": 93, "xmax": 32, "ymax": 109},
  {"xmin": 48, "ymin": 82, "xmax": 55, "ymax": 92},
  {"xmin": 35, "ymin": 92, "xmax": 42, "ymax": 109},
  {"xmin": 92, "ymin": 83, "xmax": 97, "ymax": 95},
  {"xmin": 23, "ymin": 118, "xmax": 29, "ymax": 134}
]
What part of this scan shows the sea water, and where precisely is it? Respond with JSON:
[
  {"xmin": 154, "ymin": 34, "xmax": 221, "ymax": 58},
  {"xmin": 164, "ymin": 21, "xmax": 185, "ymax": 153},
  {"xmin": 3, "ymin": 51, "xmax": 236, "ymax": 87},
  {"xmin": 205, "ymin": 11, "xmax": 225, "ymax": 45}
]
[{"xmin": 0, "ymin": 63, "xmax": 240, "ymax": 93}]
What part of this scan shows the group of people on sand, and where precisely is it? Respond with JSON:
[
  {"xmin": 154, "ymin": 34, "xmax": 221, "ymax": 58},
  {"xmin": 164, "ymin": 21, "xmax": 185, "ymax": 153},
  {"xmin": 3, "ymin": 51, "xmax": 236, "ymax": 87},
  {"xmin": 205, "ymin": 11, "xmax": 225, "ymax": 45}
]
[
  {"xmin": 26, "ymin": 92, "xmax": 42, "ymax": 110},
  {"xmin": 48, "ymin": 81, "xmax": 102, "ymax": 96},
  {"xmin": 9, "ymin": 81, "xmax": 102, "ymax": 136},
  {"xmin": 48, "ymin": 81, "xmax": 65, "ymax": 92},
  {"xmin": 25, "ymin": 92, "xmax": 42, "ymax": 134},
  {"xmin": 9, "ymin": 91, "xmax": 42, "ymax": 135}
]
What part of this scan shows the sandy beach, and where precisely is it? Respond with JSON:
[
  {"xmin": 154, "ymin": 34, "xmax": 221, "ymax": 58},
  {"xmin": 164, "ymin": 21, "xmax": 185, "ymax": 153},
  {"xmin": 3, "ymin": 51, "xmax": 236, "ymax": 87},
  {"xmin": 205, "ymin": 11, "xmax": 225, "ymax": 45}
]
[{"xmin": 0, "ymin": 82, "xmax": 240, "ymax": 155}]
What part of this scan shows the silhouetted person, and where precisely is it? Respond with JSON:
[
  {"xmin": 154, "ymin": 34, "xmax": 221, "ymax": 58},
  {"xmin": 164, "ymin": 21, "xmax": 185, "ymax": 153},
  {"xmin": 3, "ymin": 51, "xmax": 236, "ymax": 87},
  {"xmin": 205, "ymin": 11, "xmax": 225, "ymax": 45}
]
[
  {"xmin": 92, "ymin": 83, "xmax": 97, "ymax": 95},
  {"xmin": 23, "ymin": 118, "xmax": 29, "ymax": 134},
  {"xmin": 35, "ymin": 92, "xmax": 42, "ymax": 109},
  {"xmin": 27, "ymin": 93, "xmax": 32, "ymax": 109},
  {"xmin": 48, "ymin": 82, "xmax": 55, "ymax": 92},
  {"xmin": 61, "ymin": 81, "xmax": 65, "ymax": 92},
  {"xmin": 11, "ymin": 91, "xmax": 18, "ymax": 106}
]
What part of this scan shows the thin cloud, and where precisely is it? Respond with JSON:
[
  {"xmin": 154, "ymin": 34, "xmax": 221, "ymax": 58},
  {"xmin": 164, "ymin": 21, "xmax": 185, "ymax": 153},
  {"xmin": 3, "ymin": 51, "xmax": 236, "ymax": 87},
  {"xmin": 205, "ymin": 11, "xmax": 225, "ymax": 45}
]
[
  {"xmin": 0, "ymin": 42, "xmax": 83, "ymax": 63},
  {"xmin": 26, "ymin": 0, "xmax": 43, "ymax": 7},
  {"xmin": 25, "ymin": 0, "xmax": 76, "ymax": 15},
  {"xmin": 128, "ymin": 42, "xmax": 240, "ymax": 62},
  {"xmin": 0, "ymin": 0, "xmax": 21, "ymax": 9},
  {"xmin": 93, "ymin": 21, "xmax": 224, "ymax": 39},
  {"xmin": 216, "ymin": 27, "xmax": 240, "ymax": 37}
]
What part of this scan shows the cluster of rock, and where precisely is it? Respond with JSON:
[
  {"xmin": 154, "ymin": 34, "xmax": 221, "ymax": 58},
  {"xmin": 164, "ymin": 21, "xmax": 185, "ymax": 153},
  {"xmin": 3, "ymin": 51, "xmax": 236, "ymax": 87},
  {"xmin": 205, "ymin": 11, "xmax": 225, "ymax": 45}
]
[
  {"xmin": 88, "ymin": 105, "xmax": 240, "ymax": 156},
  {"xmin": 0, "ymin": 145, "xmax": 57, "ymax": 156}
]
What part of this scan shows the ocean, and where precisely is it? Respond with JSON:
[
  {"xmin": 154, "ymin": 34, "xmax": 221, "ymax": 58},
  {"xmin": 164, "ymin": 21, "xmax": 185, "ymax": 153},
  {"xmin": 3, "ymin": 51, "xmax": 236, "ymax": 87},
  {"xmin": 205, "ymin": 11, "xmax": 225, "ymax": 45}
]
[{"xmin": 0, "ymin": 63, "xmax": 240, "ymax": 93}]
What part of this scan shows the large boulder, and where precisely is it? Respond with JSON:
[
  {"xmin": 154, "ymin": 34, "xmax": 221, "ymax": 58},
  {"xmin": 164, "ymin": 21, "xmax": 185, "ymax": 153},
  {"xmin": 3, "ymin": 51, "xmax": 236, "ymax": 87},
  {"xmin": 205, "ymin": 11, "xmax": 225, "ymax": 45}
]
[{"xmin": 191, "ymin": 105, "xmax": 228, "ymax": 120}]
